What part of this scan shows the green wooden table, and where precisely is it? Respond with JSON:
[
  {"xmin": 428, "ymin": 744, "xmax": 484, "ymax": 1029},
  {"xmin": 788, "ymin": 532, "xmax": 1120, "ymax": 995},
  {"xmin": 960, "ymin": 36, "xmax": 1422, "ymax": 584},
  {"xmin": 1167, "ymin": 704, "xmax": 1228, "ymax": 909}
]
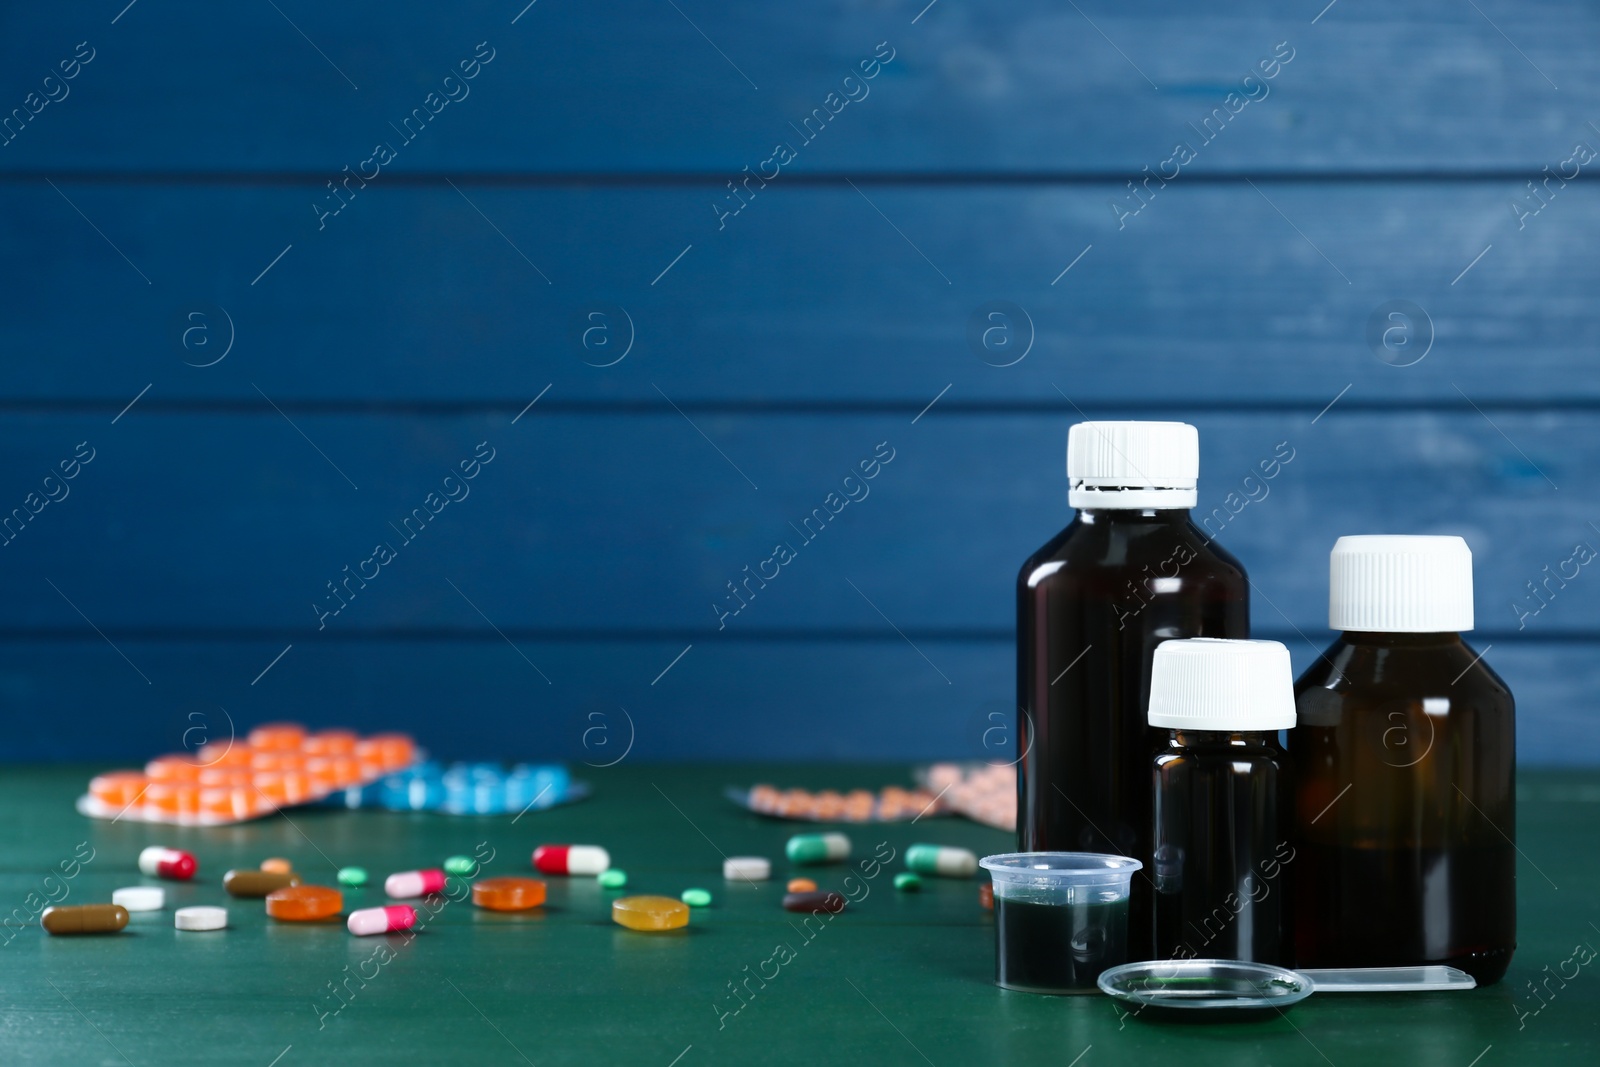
[{"xmin": 2, "ymin": 765, "xmax": 1595, "ymax": 1065}]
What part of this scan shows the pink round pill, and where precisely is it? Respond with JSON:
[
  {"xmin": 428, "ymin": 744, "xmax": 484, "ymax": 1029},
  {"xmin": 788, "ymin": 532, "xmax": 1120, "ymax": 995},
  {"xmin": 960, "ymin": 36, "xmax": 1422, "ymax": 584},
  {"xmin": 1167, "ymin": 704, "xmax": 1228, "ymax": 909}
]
[
  {"xmin": 384, "ymin": 868, "xmax": 447, "ymax": 898},
  {"xmin": 347, "ymin": 905, "xmax": 416, "ymax": 936}
]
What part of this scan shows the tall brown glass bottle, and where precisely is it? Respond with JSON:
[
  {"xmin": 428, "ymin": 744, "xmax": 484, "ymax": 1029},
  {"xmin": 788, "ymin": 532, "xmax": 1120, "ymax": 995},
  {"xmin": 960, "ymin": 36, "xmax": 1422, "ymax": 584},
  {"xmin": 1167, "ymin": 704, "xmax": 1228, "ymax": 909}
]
[
  {"xmin": 1017, "ymin": 422, "xmax": 1250, "ymax": 959},
  {"xmin": 1289, "ymin": 535, "xmax": 1515, "ymax": 985}
]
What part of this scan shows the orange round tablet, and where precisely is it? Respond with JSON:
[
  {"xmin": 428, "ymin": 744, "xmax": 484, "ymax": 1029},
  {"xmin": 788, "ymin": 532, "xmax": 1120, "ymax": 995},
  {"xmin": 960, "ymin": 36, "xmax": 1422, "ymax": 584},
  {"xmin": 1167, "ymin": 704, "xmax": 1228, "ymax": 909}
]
[
  {"xmin": 304, "ymin": 730, "xmax": 359, "ymax": 757},
  {"xmin": 786, "ymin": 878, "xmax": 817, "ymax": 893},
  {"xmin": 265, "ymin": 884, "xmax": 342, "ymax": 921},
  {"xmin": 145, "ymin": 755, "xmax": 202, "ymax": 781},
  {"xmin": 471, "ymin": 877, "xmax": 547, "ymax": 912},
  {"xmin": 261, "ymin": 857, "xmax": 293, "ymax": 875},
  {"xmin": 249, "ymin": 722, "xmax": 307, "ymax": 750},
  {"xmin": 89, "ymin": 772, "xmax": 149, "ymax": 808}
]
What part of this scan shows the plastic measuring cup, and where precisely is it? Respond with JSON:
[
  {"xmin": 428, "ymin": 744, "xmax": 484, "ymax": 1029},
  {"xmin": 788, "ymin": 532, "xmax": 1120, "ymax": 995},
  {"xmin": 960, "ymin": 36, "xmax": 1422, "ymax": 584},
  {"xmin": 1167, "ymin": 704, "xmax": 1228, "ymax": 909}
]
[{"xmin": 980, "ymin": 852, "xmax": 1143, "ymax": 994}]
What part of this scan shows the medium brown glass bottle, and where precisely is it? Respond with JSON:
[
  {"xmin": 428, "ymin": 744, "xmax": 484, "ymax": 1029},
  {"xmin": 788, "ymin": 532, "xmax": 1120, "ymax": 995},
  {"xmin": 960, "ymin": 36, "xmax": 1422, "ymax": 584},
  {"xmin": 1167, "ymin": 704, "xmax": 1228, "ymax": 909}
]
[
  {"xmin": 1017, "ymin": 422, "xmax": 1250, "ymax": 959},
  {"xmin": 1288, "ymin": 535, "xmax": 1515, "ymax": 985}
]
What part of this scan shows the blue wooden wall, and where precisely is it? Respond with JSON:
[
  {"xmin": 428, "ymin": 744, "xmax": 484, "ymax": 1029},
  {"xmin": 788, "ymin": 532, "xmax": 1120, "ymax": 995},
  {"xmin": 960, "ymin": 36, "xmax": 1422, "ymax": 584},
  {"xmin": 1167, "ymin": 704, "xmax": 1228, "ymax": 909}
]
[{"xmin": 2, "ymin": 1, "xmax": 1597, "ymax": 764}]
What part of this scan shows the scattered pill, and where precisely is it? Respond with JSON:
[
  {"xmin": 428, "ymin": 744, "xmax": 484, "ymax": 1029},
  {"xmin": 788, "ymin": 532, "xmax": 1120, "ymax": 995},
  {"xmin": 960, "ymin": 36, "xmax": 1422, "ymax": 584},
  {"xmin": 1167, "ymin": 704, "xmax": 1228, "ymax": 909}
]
[
  {"xmin": 598, "ymin": 869, "xmax": 628, "ymax": 889},
  {"xmin": 174, "ymin": 905, "xmax": 228, "ymax": 931},
  {"xmin": 265, "ymin": 885, "xmax": 342, "ymax": 921},
  {"xmin": 681, "ymin": 888, "xmax": 712, "ymax": 907},
  {"xmin": 532, "ymin": 844, "xmax": 610, "ymax": 876},
  {"xmin": 260, "ymin": 857, "xmax": 293, "ymax": 875},
  {"xmin": 42, "ymin": 904, "xmax": 129, "ymax": 935},
  {"xmin": 783, "ymin": 891, "xmax": 847, "ymax": 914},
  {"xmin": 979, "ymin": 883, "xmax": 994, "ymax": 910},
  {"xmin": 786, "ymin": 832, "xmax": 851, "ymax": 865},
  {"xmin": 337, "ymin": 867, "xmax": 369, "ymax": 888},
  {"xmin": 138, "ymin": 846, "xmax": 197, "ymax": 881},
  {"xmin": 894, "ymin": 872, "xmax": 923, "ymax": 892},
  {"xmin": 112, "ymin": 886, "xmax": 164, "ymax": 912},
  {"xmin": 443, "ymin": 855, "xmax": 478, "ymax": 877},
  {"xmin": 723, "ymin": 856, "xmax": 771, "ymax": 881},
  {"xmin": 224, "ymin": 869, "xmax": 302, "ymax": 898},
  {"xmin": 786, "ymin": 877, "xmax": 817, "ymax": 893},
  {"xmin": 348, "ymin": 905, "xmax": 417, "ymax": 936},
  {"xmin": 612, "ymin": 895, "xmax": 690, "ymax": 932},
  {"xmin": 906, "ymin": 844, "xmax": 978, "ymax": 878},
  {"xmin": 471, "ymin": 876, "xmax": 547, "ymax": 912},
  {"xmin": 384, "ymin": 869, "xmax": 447, "ymax": 899}
]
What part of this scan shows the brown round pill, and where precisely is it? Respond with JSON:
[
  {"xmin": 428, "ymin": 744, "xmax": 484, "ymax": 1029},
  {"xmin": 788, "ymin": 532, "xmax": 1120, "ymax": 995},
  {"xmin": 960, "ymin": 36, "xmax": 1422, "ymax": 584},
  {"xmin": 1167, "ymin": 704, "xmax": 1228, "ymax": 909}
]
[
  {"xmin": 224, "ymin": 869, "xmax": 302, "ymax": 897},
  {"xmin": 41, "ymin": 904, "xmax": 129, "ymax": 935},
  {"xmin": 260, "ymin": 857, "xmax": 293, "ymax": 875},
  {"xmin": 782, "ymin": 891, "xmax": 846, "ymax": 914}
]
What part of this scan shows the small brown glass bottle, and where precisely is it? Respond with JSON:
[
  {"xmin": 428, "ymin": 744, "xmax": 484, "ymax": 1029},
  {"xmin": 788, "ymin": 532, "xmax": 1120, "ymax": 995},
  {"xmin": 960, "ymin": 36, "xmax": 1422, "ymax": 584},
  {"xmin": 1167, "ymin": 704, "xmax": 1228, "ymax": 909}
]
[
  {"xmin": 1149, "ymin": 638, "xmax": 1295, "ymax": 966},
  {"xmin": 1017, "ymin": 422, "xmax": 1250, "ymax": 959},
  {"xmin": 1288, "ymin": 535, "xmax": 1515, "ymax": 985}
]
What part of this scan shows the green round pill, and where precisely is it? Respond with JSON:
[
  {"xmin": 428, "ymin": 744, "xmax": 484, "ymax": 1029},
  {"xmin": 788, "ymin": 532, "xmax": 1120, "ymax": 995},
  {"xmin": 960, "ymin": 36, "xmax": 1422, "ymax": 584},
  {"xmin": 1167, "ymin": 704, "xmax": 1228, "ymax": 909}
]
[
  {"xmin": 894, "ymin": 872, "xmax": 923, "ymax": 892},
  {"xmin": 337, "ymin": 866, "xmax": 368, "ymax": 887},
  {"xmin": 598, "ymin": 869, "xmax": 628, "ymax": 889},
  {"xmin": 681, "ymin": 888, "xmax": 712, "ymax": 907},
  {"xmin": 443, "ymin": 855, "xmax": 478, "ymax": 877}
]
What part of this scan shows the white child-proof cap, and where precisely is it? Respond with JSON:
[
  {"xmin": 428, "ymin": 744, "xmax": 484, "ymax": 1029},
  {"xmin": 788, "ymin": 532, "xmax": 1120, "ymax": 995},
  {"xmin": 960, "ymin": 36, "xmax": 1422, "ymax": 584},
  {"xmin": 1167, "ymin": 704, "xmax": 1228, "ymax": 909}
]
[
  {"xmin": 1328, "ymin": 535, "xmax": 1474, "ymax": 633},
  {"xmin": 1147, "ymin": 638, "xmax": 1296, "ymax": 731},
  {"xmin": 1067, "ymin": 421, "xmax": 1199, "ymax": 509}
]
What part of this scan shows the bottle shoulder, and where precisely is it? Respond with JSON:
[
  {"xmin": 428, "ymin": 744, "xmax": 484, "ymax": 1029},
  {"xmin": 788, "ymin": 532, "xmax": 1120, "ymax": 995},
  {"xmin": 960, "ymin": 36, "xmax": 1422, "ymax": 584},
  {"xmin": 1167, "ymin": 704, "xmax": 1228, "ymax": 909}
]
[
  {"xmin": 1294, "ymin": 634, "xmax": 1515, "ymax": 715},
  {"xmin": 1018, "ymin": 514, "xmax": 1249, "ymax": 589}
]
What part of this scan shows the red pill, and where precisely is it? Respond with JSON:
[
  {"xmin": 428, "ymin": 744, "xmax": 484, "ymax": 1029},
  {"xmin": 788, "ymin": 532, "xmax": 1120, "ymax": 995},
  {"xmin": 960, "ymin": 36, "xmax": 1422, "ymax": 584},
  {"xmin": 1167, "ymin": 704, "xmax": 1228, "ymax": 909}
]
[
  {"xmin": 138, "ymin": 846, "xmax": 196, "ymax": 880},
  {"xmin": 783, "ymin": 891, "xmax": 847, "ymax": 914},
  {"xmin": 532, "ymin": 844, "xmax": 610, "ymax": 875}
]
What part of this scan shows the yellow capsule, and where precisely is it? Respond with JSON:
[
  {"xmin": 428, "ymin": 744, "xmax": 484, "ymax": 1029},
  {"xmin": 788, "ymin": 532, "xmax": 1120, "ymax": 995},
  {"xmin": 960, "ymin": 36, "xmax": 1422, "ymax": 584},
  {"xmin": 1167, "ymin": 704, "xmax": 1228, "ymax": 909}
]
[
  {"xmin": 42, "ymin": 904, "xmax": 129, "ymax": 935},
  {"xmin": 224, "ymin": 869, "xmax": 302, "ymax": 897},
  {"xmin": 612, "ymin": 895, "xmax": 689, "ymax": 932}
]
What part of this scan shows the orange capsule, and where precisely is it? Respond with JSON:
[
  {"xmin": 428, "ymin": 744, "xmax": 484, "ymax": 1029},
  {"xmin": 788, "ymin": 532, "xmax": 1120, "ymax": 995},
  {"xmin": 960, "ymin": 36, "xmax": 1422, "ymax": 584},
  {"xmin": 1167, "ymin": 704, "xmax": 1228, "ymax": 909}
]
[
  {"xmin": 248, "ymin": 723, "xmax": 306, "ymax": 750},
  {"xmin": 786, "ymin": 878, "xmax": 818, "ymax": 893},
  {"xmin": 194, "ymin": 742, "xmax": 253, "ymax": 769},
  {"xmin": 145, "ymin": 781, "xmax": 200, "ymax": 818},
  {"xmin": 89, "ymin": 772, "xmax": 149, "ymax": 809},
  {"xmin": 471, "ymin": 877, "xmax": 547, "ymax": 912},
  {"xmin": 304, "ymin": 730, "xmax": 358, "ymax": 757},
  {"xmin": 261, "ymin": 857, "xmax": 293, "ymax": 875},
  {"xmin": 265, "ymin": 884, "xmax": 342, "ymax": 921},
  {"xmin": 145, "ymin": 755, "xmax": 202, "ymax": 781}
]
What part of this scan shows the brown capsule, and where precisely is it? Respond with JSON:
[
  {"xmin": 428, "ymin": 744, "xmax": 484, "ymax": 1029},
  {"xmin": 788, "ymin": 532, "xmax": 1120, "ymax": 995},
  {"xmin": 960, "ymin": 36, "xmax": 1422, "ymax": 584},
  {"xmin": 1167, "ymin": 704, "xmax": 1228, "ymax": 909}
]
[
  {"xmin": 224, "ymin": 869, "xmax": 302, "ymax": 897},
  {"xmin": 782, "ymin": 890, "xmax": 846, "ymax": 914},
  {"xmin": 41, "ymin": 904, "xmax": 129, "ymax": 935}
]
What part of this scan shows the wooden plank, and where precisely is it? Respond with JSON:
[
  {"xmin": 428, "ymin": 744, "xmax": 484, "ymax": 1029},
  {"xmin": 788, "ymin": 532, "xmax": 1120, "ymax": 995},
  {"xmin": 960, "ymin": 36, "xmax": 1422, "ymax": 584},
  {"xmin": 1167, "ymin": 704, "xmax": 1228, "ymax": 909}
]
[
  {"xmin": 0, "ymin": 411, "xmax": 1591, "ymax": 634},
  {"xmin": 0, "ymin": 636, "xmax": 1592, "ymax": 764},
  {"xmin": 1, "ymin": 181, "xmax": 1596, "ymax": 402},
  {"xmin": 0, "ymin": 1, "xmax": 1590, "ymax": 173}
]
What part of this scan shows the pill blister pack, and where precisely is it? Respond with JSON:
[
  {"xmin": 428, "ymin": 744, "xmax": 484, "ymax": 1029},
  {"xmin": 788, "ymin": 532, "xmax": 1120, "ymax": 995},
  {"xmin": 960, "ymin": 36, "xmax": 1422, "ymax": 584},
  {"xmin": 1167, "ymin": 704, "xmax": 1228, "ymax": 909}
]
[
  {"xmin": 78, "ymin": 722, "xmax": 584, "ymax": 825},
  {"xmin": 917, "ymin": 762, "xmax": 1016, "ymax": 832},
  {"xmin": 317, "ymin": 761, "xmax": 586, "ymax": 815},
  {"xmin": 725, "ymin": 783, "xmax": 948, "ymax": 822}
]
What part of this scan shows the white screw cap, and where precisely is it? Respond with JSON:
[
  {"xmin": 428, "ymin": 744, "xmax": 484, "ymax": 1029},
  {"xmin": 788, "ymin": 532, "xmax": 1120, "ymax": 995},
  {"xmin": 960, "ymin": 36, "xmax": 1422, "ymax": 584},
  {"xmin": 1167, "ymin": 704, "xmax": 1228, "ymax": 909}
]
[
  {"xmin": 1067, "ymin": 422, "xmax": 1199, "ymax": 509},
  {"xmin": 1329, "ymin": 535, "xmax": 1473, "ymax": 633},
  {"xmin": 1147, "ymin": 638, "xmax": 1297, "ymax": 731}
]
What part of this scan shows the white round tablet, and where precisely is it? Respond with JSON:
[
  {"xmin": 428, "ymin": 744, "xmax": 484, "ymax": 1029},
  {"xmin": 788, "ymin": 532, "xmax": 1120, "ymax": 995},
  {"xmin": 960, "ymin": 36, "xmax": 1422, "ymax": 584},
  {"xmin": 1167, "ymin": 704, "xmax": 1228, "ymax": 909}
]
[
  {"xmin": 723, "ymin": 856, "xmax": 771, "ymax": 881},
  {"xmin": 174, "ymin": 906, "xmax": 228, "ymax": 931},
  {"xmin": 112, "ymin": 886, "xmax": 165, "ymax": 912}
]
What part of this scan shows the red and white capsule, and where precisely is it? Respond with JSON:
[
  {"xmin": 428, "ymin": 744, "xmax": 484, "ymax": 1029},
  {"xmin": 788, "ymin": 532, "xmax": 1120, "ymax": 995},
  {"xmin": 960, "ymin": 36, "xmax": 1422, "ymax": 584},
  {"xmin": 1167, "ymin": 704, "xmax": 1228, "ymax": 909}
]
[
  {"xmin": 533, "ymin": 844, "xmax": 610, "ymax": 876},
  {"xmin": 348, "ymin": 905, "xmax": 417, "ymax": 936},
  {"xmin": 138, "ymin": 846, "xmax": 197, "ymax": 881},
  {"xmin": 384, "ymin": 868, "xmax": 447, "ymax": 898}
]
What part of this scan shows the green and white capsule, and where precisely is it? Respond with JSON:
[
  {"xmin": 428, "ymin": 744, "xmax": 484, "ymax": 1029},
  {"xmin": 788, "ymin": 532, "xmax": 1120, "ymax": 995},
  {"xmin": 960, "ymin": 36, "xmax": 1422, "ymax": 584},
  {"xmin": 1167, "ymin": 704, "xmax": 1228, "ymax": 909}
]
[
  {"xmin": 906, "ymin": 844, "xmax": 978, "ymax": 878},
  {"xmin": 785, "ymin": 832, "xmax": 850, "ymax": 865}
]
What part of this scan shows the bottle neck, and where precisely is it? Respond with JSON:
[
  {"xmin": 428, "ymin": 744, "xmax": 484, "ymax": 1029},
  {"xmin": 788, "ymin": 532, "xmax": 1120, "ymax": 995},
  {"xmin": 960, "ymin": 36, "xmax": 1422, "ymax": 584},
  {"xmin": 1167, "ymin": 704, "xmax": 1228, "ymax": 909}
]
[
  {"xmin": 1076, "ymin": 507, "xmax": 1191, "ymax": 525},
  {"xmin": 1338, "ymin": 631, "xmax": 1464, "ymax": 649},
  {"xmin": 1166, "ymin": 728, "xmax": 1281, "ymax": 747}
]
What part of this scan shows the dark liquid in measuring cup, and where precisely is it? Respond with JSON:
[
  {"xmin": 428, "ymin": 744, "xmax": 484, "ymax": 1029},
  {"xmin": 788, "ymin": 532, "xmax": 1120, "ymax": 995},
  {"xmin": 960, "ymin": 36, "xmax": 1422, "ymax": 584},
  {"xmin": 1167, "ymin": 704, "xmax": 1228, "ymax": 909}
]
[{"xmin": 994, "ymin": 897, "xmax": 1129, "ymax": 993}]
